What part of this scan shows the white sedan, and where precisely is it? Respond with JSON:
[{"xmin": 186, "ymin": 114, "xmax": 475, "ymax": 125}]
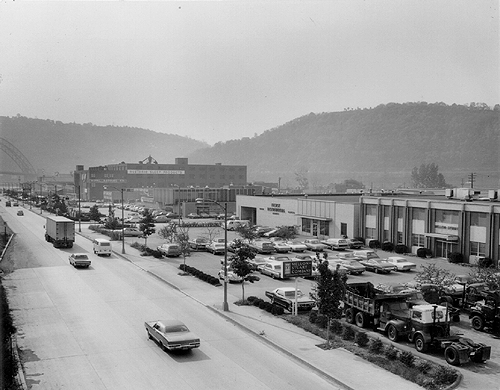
[
  {"xmin": 270, "ymin": 239, "xmax": 291, "ymax": 253},
  {"xmin": 385, "ymin": 256, "xmax": 417, "ymax": 271},
  {"xmin": 286, "ymin": 240, "xmax": 308, "ymax": 252}
]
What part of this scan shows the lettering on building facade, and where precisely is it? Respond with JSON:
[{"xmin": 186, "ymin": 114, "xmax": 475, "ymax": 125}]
[{"xmin": 127, "ymin": 169, "xmax": 185, "ymax": 175}]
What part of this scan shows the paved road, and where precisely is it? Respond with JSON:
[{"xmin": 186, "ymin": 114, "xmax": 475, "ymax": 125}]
[
  {"xmin": 2, "ymin": 201, "xmax": 500, "ymax": 389},
  {"xmin": 2, "ymin": 205, "xmax": 346, "ymax": 390}
]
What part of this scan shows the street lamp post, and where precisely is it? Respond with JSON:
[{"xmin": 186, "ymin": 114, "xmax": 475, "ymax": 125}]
[
  {"xmin": 77, "ymin": 185, "xmax": 82, "ymax": 233},
  {"xmin": 104, "ymin": 186, "xmax": 125, "ymax": 254},
  {"xmin": 196, "ymin": 197, "xmax": 229, "ymax": 312}
]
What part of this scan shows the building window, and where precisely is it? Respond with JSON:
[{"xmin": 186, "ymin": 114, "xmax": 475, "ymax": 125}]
[
  {"xmin": 412, "ymin": 234, "xmax": 426, "ymax": 247},
  {"xmin": 397, "ymin": 231, "xmax": 403, "ymax": 244},
  {"xmin": 302, "ymin": 218, "xmax": 311, "ymax": 233},
  {"xmin": 470, "ymin": 213, "xmax": 488, "ymax": 227},
  {"xmin": 366, "ymin": 205, "xmax": 376, "ymax": 216},
  {"xmin": 319, "ymin": 220, "xmax": 329, "ymax": 236},
  {"xmin": 365, "ymin": 227, "xmax": 375, "ymax": 239},
  {"xmin": 383, "ymin": 230, "xmax": 390, "ymax": 242},
  {"xmin": 435, "ymin": 210, "xmax": 459, "ymax": 225},
  {"xmin": 413, "ymin": 208, "xmax": 425, "ymax": 220},
  {"xmin": 341, "ymin": 223, "xmax": 347, "ymax": 237},
  {"xmin": 470, "ymin": 241, "xmax": 486, "ymax": 257}
]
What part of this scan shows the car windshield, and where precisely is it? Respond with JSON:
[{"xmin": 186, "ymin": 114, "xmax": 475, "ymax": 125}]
[{"xmin": 76, "ymin": 255, "xmax": 88, "ymax": 259}]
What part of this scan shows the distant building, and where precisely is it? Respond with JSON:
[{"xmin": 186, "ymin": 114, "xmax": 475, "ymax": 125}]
[{"xmin": 74, "ymin": 157, "xmax": 248, "ymax": 202}]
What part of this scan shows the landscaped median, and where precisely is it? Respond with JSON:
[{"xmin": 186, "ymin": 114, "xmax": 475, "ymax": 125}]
[{"xmin": 243, "ymin": 296, "xmax": 459, "ymax": 390}]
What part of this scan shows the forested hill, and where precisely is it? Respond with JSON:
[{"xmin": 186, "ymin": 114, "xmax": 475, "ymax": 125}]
[
  {"xmin": 188, "ymin": 103, "xmax": 499, "ymax": 187},
  {"xmin": 0, "ymin": 116, "xmax": 209, "ymax": 174}
]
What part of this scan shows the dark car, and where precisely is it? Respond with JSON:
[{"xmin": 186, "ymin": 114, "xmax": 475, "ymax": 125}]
[{"xmin": 359, "ymin": 258, "xmax": 395, "ymax": 274}]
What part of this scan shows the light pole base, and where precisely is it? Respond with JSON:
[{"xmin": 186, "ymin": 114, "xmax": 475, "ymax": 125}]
[{"xmin": 222, "ymin": 302, "xmax": 229, "ymax": 312}]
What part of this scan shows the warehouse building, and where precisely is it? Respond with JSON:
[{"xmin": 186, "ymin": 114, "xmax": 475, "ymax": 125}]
[
  {"xmin": 236, "ymin": 188, "xmax": 500, "ymax": 266},
  {"xmin": 74, "ymin": 156, "xmax": 247, "ymax": 202}
]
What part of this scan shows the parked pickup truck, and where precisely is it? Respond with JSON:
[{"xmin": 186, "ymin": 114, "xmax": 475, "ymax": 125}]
[
  {"xmin": 265, "ymin": 287, "xmax": 316, "ymax": 312},
  {"xmin": 145, "ymin": 319, "xmax": 200, "ymax": 351}
]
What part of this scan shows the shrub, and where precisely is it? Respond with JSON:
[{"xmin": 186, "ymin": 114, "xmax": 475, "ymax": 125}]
[
  {"xmin": 369, "ymin": 338, "xmax": 384, "ymax": 353},
  {"xmin": 394, "ymin": 244, "xmax": 409, "ymax": 254},
  {"xmin": 270, "ymin": 305, "xmax": 284, "ymax": 315},
  {"xmin": 416, "ymin": 360, "xmax": 432, "ymax": 374},
  {"xmin": 341, "ymin": 324, "xmax": 355, "ymax": 340},
  {"xmin": 448, "ymin": 252, "xmax": 464, "ymax": 264},
  {"xmin": 354, "ymin": 331, "xmax": 369, "ymax": 347},
  {"xmin": 258, "ymin": 301, "xmax": 267, "ymax": 310},
  {"xmin": 308, "ymin": 310, "xmax": 318, "ymax": 323},
  {"xmin": 384, "ymin": 345, "xmax": 398, "ymax": 360},
  {"xmin": 416, "ymin": 247, "xmax": 427, "ymax": 258},
  {"xmin": 400, "ymin": 351, "xmax": 415, "ymax": 367},
  {"xmin": 264, "ymin": 302, "xmax": 273, "ymax": 312},
  {"xmin": 368, "ymin": 240, "xmax": 380, "ymax": 249},
  {"xmin": 433, "ymin": 365, "xmax": 458, "ymax": 385},
  {"xmin": 247, "ymin": 296, "xmax": 258, "ymax": 303},
  {"xmin": 478, "ymin": 257, "xmax": 493, "ymax": 268},
  {"xmin": 330, "ymin": 319, "xmax": 343, "ymax": 334},
  {"xmin": 381, "ymin": 241, "xmax": 395, "ymax": 252},
  {"xmin": 316, "ymin": 314, "xmax": 328, "ymax": 329},
  {"xmin": 253, "ymin": 298, "xmax": 263, "ymax": 307}
]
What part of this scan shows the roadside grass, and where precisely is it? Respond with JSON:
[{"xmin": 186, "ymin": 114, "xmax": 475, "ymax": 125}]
[{"xmin": 285, "ymin": 313, "xmax": 458, "ymax": 390}]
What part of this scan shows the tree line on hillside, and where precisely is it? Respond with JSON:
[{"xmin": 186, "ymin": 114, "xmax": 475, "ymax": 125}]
[{"xmin": 189, "ymin": 102, "xmax": 499, "ymax": 187}]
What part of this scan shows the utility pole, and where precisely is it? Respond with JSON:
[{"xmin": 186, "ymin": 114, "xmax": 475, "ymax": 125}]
[{"xmin": 468, "ymin": 172, "xmax": 476, "ymax": 188}]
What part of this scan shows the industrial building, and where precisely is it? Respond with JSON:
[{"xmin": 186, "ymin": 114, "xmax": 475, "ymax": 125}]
[
  {"xmin": 236, "ymin": 188, "xmax": 500, "ymax": 266},
  {"xmin": 74, "ymin": 156, "xmax": 248, "ymax": 202}
]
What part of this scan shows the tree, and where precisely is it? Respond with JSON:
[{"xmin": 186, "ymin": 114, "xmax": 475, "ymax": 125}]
[
  {"xmin": 202, "ymin": 226, "xmax": 223, "ymax": 243},
  {"xmin": 227, "ymin": 239, "xmax": 259, "ymax": 301},
  {"xmin": 314, "ymin": 261, "xmax": 345, "ymax": 346},
  {"xmin": 273, "ymin": 225, "xmax": 298, "ymax": 240},
  {"xmin": 89, "ymin": 205, "xmax": 101, "ymax": 222},
  {"xmin": 157, "ymin": 223, "xmax": 178, "ymax": 243},
  {"xmin": 139, "ymin": 209, "xmax": 156, "ymax": 246},
  {"xmin": 103, "ymin": 205, "xmax": 119, "ymax": 230},
  {"xmin": 235, "ymin": 225, "xmax": 260, "ymax": 242},
  {"xmin": 174, "ymin": 225, "xmax": 191, "ymax": 269},
  {"xmin": 295, "ymin": 167, "xmax": 309, "ymax": 191},
  {"xmin": 410, "ymin": 163, "xmax": 447, "ymax": 188},
  {"xmin": 414, "ymin": 263, "xmax": 456, "ymax": 287}
]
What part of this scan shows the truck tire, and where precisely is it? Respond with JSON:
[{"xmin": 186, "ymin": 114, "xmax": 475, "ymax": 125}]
[
  {"xmin": 355, "ymin": 312, "xmax": 367, "ymax": 328},
  {"xmin": 345, "ymin": 308, "xmax": 355, "ymax": 324},
  {"xmin": 387, "ymin": 325, "xmax": 398, "ymax": 342},
  {"xmin": 414, "ymin": 334, "xmax": 428, "ymax": 352},
  {"xmin": 444, "ymin": 346, "xmax": 461, "ymax": 366},
  {"xmin": 471, "ymin": 315, "xmax": 485, "ymax": 331}
]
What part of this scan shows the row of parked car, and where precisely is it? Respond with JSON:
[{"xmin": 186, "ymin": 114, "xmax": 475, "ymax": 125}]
[{"xmin": 253, "ymin": 249, "xmax": 418, "ymax": 280}]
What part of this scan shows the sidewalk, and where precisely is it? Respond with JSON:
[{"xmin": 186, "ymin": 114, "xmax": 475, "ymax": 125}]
[{"xmin": 86, "ymin": 233, "xmax": 425, "ymax": 390}]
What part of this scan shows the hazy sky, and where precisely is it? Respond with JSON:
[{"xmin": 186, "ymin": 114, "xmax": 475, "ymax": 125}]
[{"xmin": 0, "ymin": 1, "xmax": 498, "ymax": 145}]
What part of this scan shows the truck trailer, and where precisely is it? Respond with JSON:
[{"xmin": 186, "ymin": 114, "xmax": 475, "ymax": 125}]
[{"xmin": 44, "ymin": 215, "xmax": 75, "ymax": 248}]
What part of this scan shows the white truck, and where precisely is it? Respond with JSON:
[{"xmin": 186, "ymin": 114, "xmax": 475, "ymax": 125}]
[{"xmin": 44, "ymin": 215, "xmax": 75, "ymax": 248}]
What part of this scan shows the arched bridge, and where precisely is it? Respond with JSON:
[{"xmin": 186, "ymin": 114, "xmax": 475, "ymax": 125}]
[{"xmin": 0, "ymin": 137, "xmax": 37, "ymax": 177}]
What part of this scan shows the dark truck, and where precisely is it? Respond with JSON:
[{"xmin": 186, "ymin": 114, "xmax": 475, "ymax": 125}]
[
  {"xmin": 469, "ymin": 291, "xmax": 500, "ymax": 335},
  {"xmin": 343, "ymin": 282, "xmax": 491, "ymax": 366}
]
